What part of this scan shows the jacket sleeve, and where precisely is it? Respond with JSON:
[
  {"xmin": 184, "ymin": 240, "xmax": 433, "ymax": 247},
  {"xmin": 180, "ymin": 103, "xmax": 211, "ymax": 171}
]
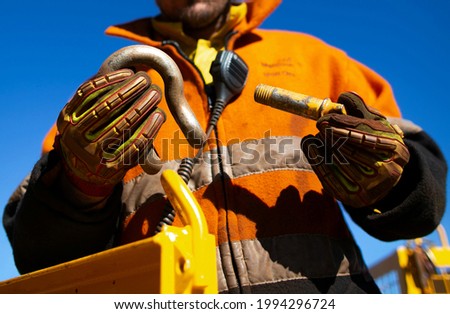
[
  {"xmin": 333, "ymin": 52, "xmax": 447, "ymax": 241},
  {"xmin": 344, "ymin": 119, "xmax": 447, "ymax": 241},
  {"xmin": 3, "ymin": 150, "xmax": 122, "ymax": 274}
]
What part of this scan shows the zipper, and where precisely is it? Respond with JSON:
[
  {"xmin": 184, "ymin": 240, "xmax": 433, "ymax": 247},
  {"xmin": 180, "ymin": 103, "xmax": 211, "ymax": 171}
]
[
  {"xmin": 214, "ymin": 126, "xmax": 244, "ymax": 293},
  {"xmin": 161, "ymin": 40, "xmax": 214, "ymax": 109},
  {"xmin": 162, "ymin": 37, "xmax": 244, "ymax": 293}
]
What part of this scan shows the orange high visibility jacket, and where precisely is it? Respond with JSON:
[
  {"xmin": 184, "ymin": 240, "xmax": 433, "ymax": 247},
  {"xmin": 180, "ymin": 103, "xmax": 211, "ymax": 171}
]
[
  {"xmin": 27, "ymin": 0, "xmax": 445, "ymax": 293},
  {"xmin": 101, "ymin": 0, "xmax": 401, "ymax": 293}
]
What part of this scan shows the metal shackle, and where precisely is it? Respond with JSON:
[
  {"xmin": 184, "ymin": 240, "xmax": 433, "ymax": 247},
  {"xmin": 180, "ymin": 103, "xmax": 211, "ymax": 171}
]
[{"xmin": 98, "ymin": 45, "xmax": 206, "ymax": 148}]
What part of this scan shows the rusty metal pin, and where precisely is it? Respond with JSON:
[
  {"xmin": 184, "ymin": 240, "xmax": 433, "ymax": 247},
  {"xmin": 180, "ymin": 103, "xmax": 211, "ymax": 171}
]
[{"xmin": 254, "ymin": 84, "xmax": 347, "ymax": 120}]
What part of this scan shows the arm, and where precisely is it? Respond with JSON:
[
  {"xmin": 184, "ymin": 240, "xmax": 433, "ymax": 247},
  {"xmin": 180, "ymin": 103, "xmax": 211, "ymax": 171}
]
[
  {"xmin": 344, "ymin": 120, "xmax": 447, "ymax": 241},
  {"xmin": 3, "ymin": 151, "xmax": 122, "ymax": 274},
  {"xmin": 299, "ymin": 50, "xmax": 446, "ymax": 241},
  {"xmin": 3, "ymin": 69, "xmax": 165, "ymax": 274},
  {"xmin": 340, "ymin": 58, "xmax": 447, "ymax": 240}
]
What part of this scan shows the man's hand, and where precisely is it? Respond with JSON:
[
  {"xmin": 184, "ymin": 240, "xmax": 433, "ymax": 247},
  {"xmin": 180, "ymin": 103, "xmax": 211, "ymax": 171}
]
[
  {"xmin": 301, "ymin": 92, "xmax": 410, "ymax": 208},
  {"xmin": 56, "ymin": 69, "xmax": 166, "ymax": 196}
]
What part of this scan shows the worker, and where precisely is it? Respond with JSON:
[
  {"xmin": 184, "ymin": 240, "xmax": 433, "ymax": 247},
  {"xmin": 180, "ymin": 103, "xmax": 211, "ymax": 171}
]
[{"xmin": 3, "ymin": 0, "xmax": 447, "ymax": 293}]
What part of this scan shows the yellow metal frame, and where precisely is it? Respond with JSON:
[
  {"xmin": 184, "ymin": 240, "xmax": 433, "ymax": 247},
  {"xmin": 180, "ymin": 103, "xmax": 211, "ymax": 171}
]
[
  {"xmin": 370, "ymin": 225, "xmax": 450, "ymax": 294},
  {"xmin": 0, "ymin": 169, "xmax": 218, "ymax": 294}
]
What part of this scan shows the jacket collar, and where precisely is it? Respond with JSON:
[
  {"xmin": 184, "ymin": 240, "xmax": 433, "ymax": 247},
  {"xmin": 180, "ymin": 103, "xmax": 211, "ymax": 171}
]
[
  {"xmin": 105, "ymin": 0, "xmax": 282, "ymax": 48},
  {"xmin": 150, "ymin": 3, "xmax": 247, "ymax": 52}
]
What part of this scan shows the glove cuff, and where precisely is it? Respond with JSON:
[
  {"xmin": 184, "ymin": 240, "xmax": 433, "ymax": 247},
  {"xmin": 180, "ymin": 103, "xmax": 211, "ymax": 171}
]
[{"xmin": 62, "ymin": 162, "xmax": 116, "ymax": 197}]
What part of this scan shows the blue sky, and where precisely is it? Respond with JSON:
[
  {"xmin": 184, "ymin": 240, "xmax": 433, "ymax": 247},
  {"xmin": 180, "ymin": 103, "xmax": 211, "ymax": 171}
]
[{"xmin": 1, "ymin": 0, "xmax": 449, "ymax": 285}]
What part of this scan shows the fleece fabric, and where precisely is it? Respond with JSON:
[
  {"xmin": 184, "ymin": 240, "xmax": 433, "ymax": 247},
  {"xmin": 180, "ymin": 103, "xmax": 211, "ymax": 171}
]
[{"xmin": 5, "ymin": 0, "xmax": 446, "ymax": 294}]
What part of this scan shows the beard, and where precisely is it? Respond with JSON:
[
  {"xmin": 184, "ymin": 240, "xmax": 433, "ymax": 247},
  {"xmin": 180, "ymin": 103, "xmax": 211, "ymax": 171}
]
[{"xmin": 180, "ymin": 1, "xmax": 229, "ymax": 29}]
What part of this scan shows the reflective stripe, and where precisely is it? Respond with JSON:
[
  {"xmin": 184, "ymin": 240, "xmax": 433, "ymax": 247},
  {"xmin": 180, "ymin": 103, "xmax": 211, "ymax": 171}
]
[
  {"xmin": 121, "ymin": 137, "xmax": 368, "ymax": 293},
  {"xmin": 122, "ymin": 136, "xmax": 313, "ymax": 215},
  {"xmin": 191, "ymin": 136, "xmax": 312, "ymax": 191},
  {"xmin": 388, "ymin": 117, "xmax": 423, "ymax": 134},
  {"xmin": 216, "ymin": 234, "xmax": 364, "ymax": 293}
]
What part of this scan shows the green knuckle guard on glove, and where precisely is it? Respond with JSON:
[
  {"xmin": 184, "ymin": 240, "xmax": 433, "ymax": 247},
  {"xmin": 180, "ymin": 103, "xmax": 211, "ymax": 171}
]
[
  {"xmin": 301, "ymin": 92, "xmax": 410, "ymax": 208},
  {"xmin": 56, "ymin": 69, "xmax": 166, "ymax": 196}
]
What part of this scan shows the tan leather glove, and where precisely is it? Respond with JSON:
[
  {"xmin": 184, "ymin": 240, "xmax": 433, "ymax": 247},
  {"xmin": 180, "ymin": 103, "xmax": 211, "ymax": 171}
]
[
  {"xmin": 56, "ymin": 69, "xmax": 166, "ymax": 196},
  {"xmin": 301, "ymin": 92, "xmax": 410, "ymax": 208}
]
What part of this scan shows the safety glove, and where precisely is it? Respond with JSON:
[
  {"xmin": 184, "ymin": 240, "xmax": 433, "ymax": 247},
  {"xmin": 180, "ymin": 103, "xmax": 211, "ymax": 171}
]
[
  {"xmin": 301, "ymin": 92, "xmax": 410, "ymax": 208},
  {"xmin": 56, "ymin": 69, "xmax": 166, "ymax": 197}
]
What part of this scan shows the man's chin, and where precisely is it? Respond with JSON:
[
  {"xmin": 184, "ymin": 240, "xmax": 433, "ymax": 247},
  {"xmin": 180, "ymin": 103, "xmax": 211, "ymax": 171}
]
[{"xmin": 182, "ymin": 2, "xmax": 226, "ymax": 28}]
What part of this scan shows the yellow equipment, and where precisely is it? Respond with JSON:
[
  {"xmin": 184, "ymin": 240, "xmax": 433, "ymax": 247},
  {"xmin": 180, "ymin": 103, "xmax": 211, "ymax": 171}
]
[
  {"xmin": 370, "ymin": 225, "xmax": 450, "ymax": 294},
  {"xmin": 0, "ymin": 169, "xmax": 218, "ymax": 294}
]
